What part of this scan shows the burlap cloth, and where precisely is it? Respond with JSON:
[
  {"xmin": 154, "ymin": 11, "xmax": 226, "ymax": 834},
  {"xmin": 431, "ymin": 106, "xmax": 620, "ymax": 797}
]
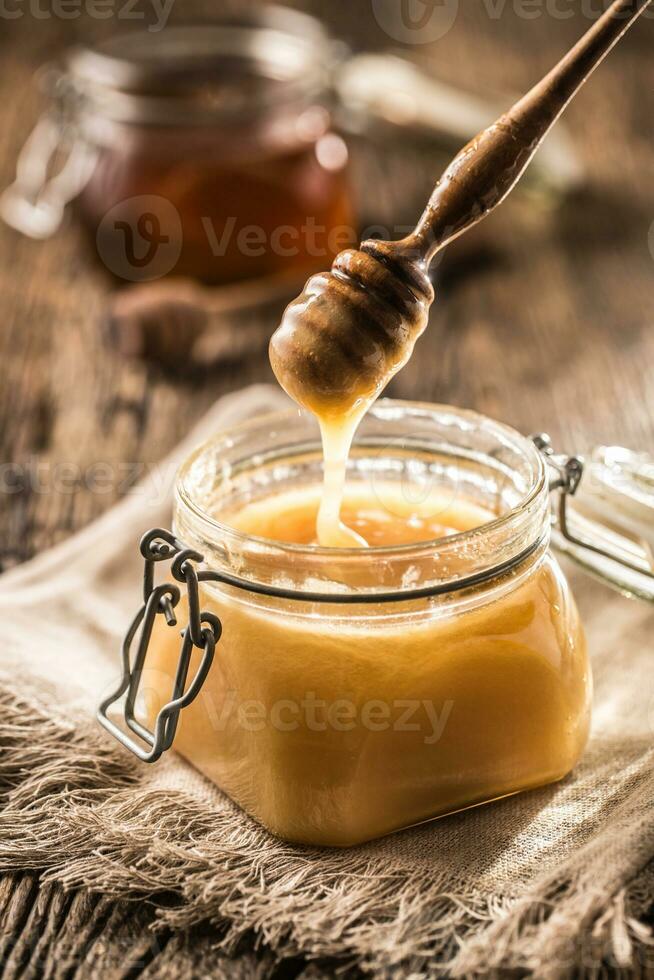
[{"xmin": 1, "ymin": 384, "xmax": 654, "ymax": 979}]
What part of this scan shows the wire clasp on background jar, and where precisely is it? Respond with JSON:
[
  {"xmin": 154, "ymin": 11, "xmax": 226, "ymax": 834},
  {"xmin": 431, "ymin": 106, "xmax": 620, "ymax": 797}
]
[
  {"xmin": 0, "ymin": 70, "xmax": 96, "ymax": 239},
  {"xmin": 97, "ymin": 528, "xmax": 221, "ymax": 763}
]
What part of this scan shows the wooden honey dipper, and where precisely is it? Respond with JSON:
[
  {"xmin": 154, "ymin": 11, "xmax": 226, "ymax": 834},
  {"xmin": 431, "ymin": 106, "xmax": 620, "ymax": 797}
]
[{"xmin": 270, "ymin": 0, "xmax": 652, "ymax": 421}]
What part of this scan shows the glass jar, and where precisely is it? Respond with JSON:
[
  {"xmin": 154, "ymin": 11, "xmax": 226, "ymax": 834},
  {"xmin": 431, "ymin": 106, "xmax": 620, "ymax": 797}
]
[
  {"xmin": 105, "ymin": 402, "xmax": 594, "ymax": 847},
  {"xmin": 2, "ymin": 11, "xmax": 354, "ymax": 286}
]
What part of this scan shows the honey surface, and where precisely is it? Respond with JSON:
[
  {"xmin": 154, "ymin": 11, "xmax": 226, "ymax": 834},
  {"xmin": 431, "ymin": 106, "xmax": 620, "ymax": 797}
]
[{"xmin": 229, "ymin": 481, "xmax": 496, "ymax": 547}]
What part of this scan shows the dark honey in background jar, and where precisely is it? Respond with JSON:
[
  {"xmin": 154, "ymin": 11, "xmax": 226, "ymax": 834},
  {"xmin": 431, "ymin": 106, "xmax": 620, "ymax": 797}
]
[{"xmin": 63, "ymin": 13, "xmax": 354, "ymax": 285}]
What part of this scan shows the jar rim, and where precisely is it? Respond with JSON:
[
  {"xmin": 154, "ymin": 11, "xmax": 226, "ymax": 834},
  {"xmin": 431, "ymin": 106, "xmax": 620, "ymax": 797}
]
[
  {"xmin": 175, "ymin": 400, "xmax": 548, "ymax": 568},
  {"xmin": 63, "ymin": 12, "xmax": 336, "ymax": 128}
]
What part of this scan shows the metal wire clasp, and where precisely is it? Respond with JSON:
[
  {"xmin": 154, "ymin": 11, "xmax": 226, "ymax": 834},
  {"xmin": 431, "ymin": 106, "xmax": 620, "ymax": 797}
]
[
  {"xmin": 0, "ymin": 71, "xmax": 97, "ymax": 240},
  {"xmin": 532, "ymin": 433, "xmax": 654, "ymax": 583},
  {"xmin": 97, "ymin": 528, "xmax": 221, "ymax": 763}
]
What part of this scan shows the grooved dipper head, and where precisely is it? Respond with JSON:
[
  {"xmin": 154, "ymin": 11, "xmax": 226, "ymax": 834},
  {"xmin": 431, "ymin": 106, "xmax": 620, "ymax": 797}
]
[{"xmin": 269, "ymin": 239, "xmax": 434, "ymax": 421}]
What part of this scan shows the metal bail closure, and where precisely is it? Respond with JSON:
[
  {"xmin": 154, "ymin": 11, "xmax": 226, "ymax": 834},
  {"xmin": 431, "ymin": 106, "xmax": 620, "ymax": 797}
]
[
  {"xmin": 97, "ymin": 528, "xmax": 222, "ymax": 762},
  {"xmin": 0, "ymin": 69, "xmax": 97, "ymax": 241},
  {"xmin": 533, "ymin": 435, "xmax": 654, "ymax": 603}
]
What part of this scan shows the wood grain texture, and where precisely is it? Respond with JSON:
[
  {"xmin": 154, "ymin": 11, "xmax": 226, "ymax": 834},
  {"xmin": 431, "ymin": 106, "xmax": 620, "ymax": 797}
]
[{"xmin": 0, "ymin": 1, "xmax": 653, "ymax": 976}]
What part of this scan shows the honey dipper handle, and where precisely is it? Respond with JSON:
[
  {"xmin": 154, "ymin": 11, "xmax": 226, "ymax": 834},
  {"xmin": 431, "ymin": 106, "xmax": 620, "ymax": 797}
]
[{"xmin": 407, "ymin": 0, "xmax": 652, "ymax": 262}]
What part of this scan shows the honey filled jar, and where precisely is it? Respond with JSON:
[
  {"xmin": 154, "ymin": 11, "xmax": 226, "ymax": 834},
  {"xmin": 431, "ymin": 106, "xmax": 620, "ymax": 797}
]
[
  {"xmin": 95, "ymin": 401, "xmax": 654, "ymax": 848},
  {"xmin": 3, "ymin": 11, "xmax": 354, "ymax": 285}
]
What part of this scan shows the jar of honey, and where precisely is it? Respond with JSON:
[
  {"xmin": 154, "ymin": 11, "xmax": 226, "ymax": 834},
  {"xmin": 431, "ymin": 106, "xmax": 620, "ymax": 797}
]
[
  {"xmin": 97, "ymin": 401, "xmax": 654, "ymax": 847},
  {"xmin": 3, "ymin": 10, "xmax": 354, "ymax": 286}
]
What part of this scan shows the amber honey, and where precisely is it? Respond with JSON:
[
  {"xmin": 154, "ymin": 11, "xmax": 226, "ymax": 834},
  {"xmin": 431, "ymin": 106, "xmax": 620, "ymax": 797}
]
[
  {"xmin": 79, "ymin": 123, "xmax": 353, "ymax": 285},
  {"xmin": 58, "ymin": 18, "xmax": 354, "ymax": 285}
]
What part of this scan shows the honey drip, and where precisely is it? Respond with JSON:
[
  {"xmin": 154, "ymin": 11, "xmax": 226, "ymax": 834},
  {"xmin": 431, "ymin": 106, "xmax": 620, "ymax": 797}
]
[{"xmin": 316, "ymin": 413, "xmax": 370, "ymax": 547}]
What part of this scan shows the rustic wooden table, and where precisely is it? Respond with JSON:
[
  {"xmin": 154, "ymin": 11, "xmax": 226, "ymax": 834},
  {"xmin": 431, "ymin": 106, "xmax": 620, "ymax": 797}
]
[{"xmin": 1, "ymin": 1, "xmax": 652, "ymax": 976}]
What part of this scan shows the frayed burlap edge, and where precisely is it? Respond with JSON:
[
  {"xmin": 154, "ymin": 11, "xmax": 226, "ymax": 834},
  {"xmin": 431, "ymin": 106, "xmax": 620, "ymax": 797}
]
[{"xmin": 1, "ymin": 673, "xmax": 654, "ymax": 979}]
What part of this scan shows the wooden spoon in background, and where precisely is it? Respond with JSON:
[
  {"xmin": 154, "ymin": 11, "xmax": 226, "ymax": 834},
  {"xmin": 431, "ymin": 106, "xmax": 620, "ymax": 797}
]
[{"xmin": 104, "ymin": 271, "xmax": 307, "ymax": 375}]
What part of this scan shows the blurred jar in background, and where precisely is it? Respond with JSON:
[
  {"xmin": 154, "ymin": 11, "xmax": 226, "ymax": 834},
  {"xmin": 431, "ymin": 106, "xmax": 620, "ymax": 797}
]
[
  {"xmin": 5, "ymin": 9, "xmax": 355, "ymax": 286},
  {"xmin": 2, "ymin": 6, "xmax": 582, "ymax": 292}
]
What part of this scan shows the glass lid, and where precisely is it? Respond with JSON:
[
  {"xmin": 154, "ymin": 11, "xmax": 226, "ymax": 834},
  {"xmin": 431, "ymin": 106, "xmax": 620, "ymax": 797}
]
[{"xmin": 540, "ymin": 440, "xmax": 654, "ymax": 603}]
